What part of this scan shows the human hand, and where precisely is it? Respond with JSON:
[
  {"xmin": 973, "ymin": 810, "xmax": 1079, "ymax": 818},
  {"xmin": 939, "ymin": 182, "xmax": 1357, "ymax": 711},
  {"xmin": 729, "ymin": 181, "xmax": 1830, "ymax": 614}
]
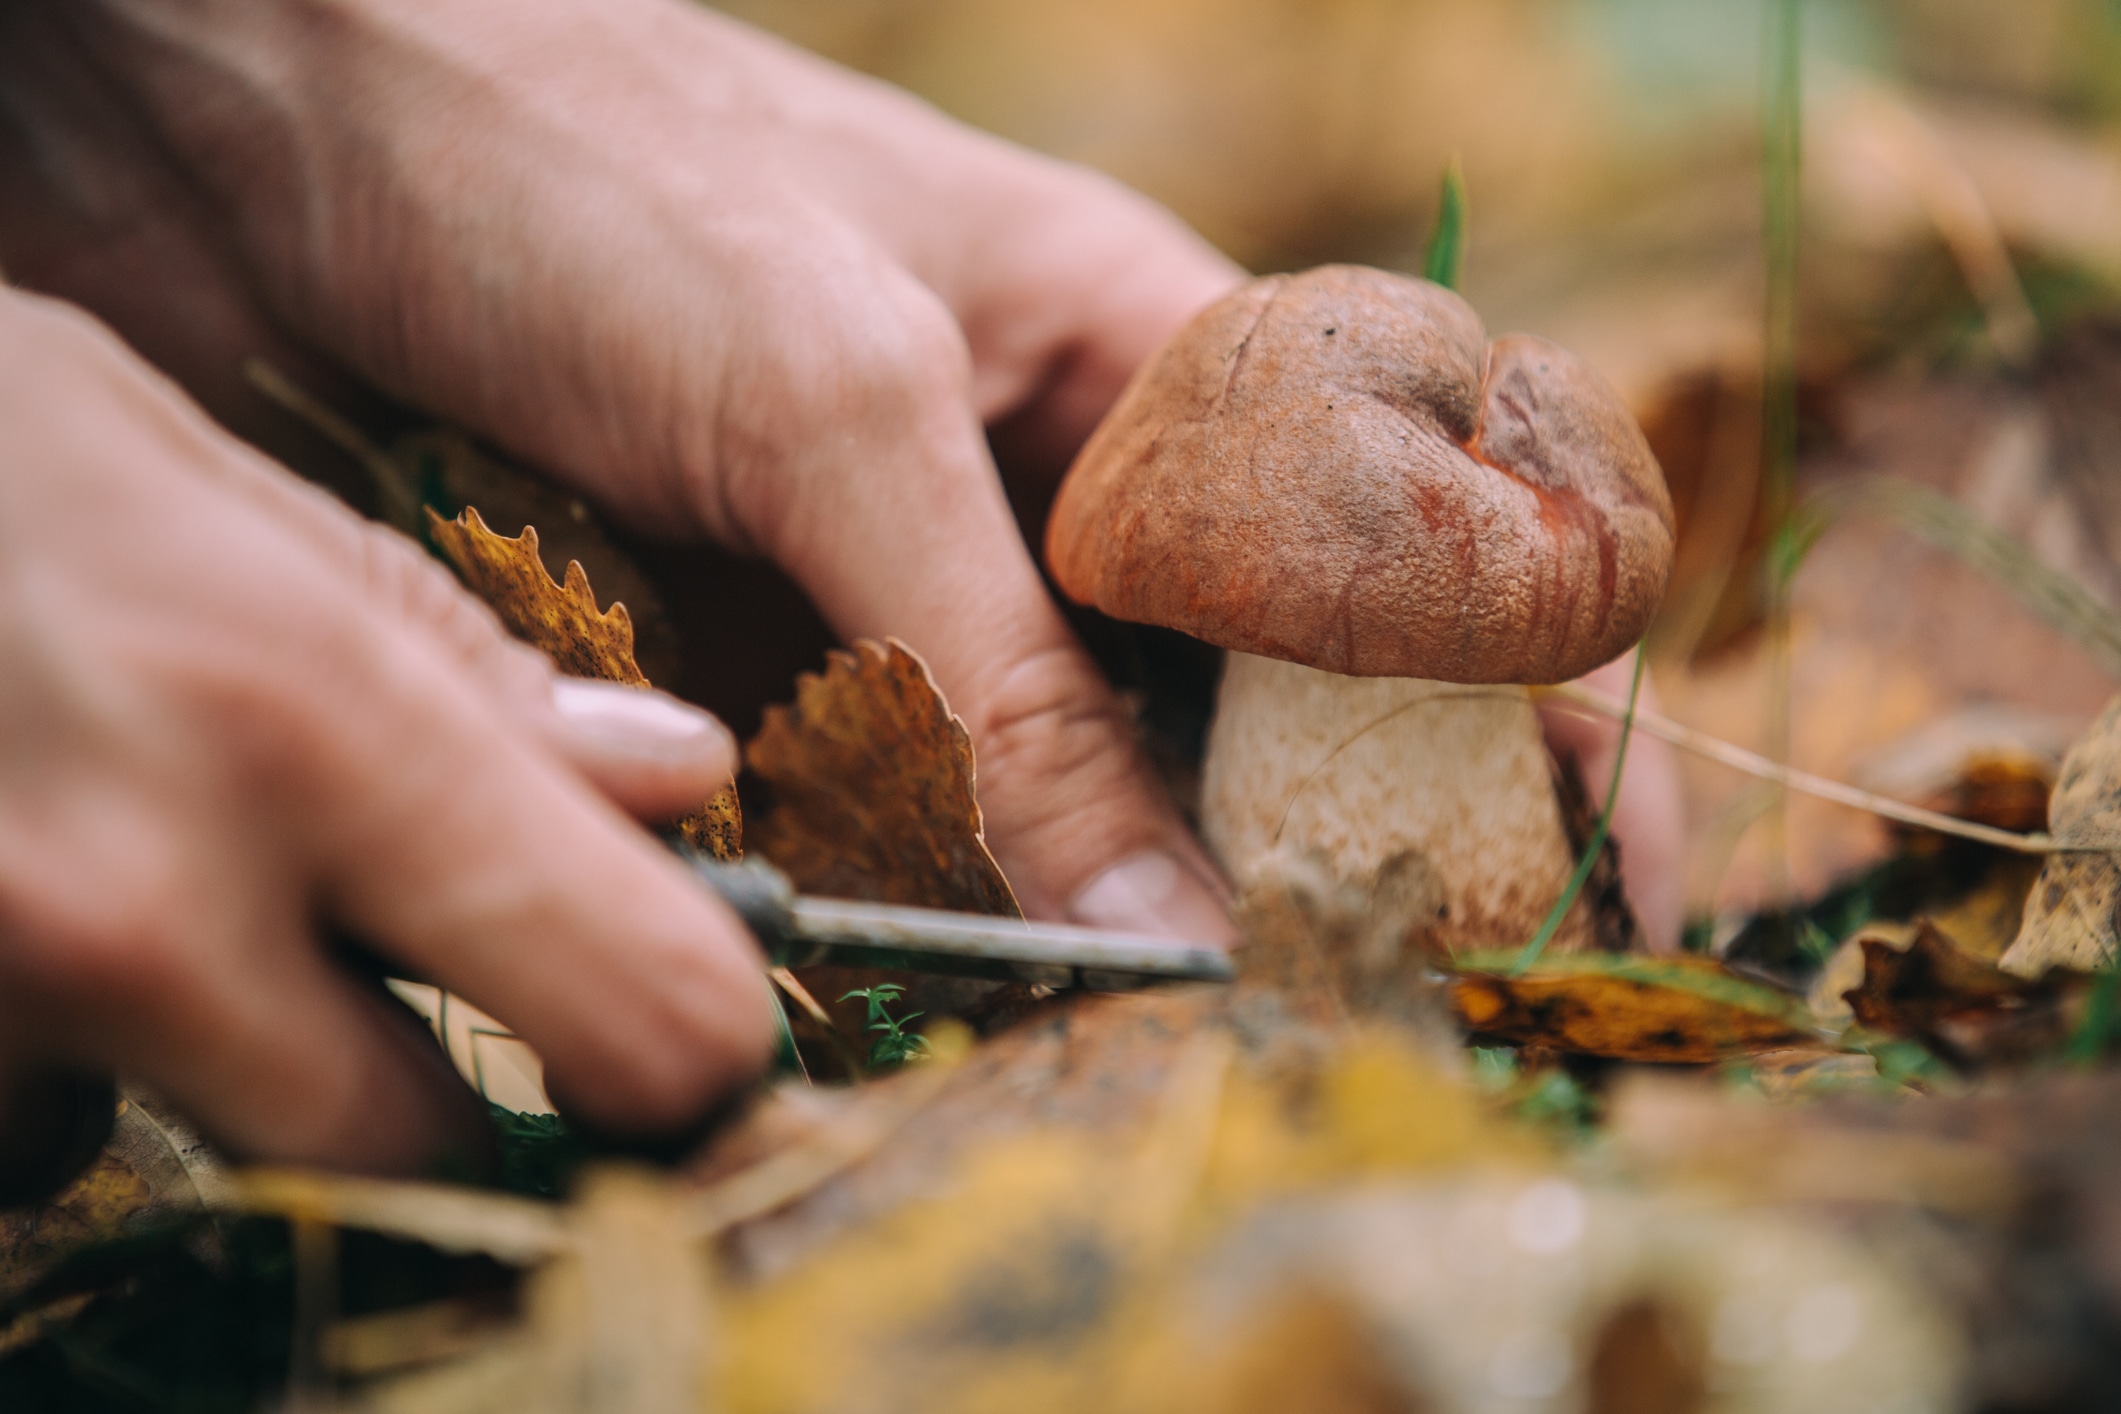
[
  {"xmin": 2, "ymin": 0, "xmax": 1245, "ymax": 944},
  {"xmin": 0, "ymin": 288, "xmax": 774, "ymax": 1176},
  {"xmin": 3, "ymin": 0, "xmax": 1681, "ymax": 954}
]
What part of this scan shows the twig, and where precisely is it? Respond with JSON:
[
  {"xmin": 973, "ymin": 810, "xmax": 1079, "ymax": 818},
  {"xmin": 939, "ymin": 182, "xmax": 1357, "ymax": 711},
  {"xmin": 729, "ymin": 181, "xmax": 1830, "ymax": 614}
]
[{"xmin": 1537, "ymin": 682, "xmax": 2115, "ymax": 855}]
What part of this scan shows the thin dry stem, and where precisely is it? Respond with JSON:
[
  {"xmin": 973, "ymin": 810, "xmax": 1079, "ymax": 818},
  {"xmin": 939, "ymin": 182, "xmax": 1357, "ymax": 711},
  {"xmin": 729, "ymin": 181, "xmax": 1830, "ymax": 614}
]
[{"xmin": 1539, "ymin": 682, "xmax": 2115, "ymax": 855}]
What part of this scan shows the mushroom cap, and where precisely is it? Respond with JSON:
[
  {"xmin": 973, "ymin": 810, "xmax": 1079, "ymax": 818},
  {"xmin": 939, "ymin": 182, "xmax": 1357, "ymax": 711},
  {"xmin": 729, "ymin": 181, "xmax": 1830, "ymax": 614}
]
[{"xmin": 1044, "ymin": 266, "xmax": 1676, "ymax": 683}]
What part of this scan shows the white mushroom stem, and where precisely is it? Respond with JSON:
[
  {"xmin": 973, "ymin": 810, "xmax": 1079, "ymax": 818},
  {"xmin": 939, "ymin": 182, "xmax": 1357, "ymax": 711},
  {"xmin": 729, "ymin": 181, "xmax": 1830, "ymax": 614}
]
[{"xmin": 1200, "ymin": 651, "xmax": 1592, "ymax": 956}]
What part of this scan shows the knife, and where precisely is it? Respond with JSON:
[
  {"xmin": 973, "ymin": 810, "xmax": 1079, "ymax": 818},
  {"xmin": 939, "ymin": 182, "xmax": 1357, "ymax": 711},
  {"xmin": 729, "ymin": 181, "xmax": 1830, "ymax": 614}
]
[{"xmin": 686, "ymin": 855, "xmax": 1235, "ymax": 990}]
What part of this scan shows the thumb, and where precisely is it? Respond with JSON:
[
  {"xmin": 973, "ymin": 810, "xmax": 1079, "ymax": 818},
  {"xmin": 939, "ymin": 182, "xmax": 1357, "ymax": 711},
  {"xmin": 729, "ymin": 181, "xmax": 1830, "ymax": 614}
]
[
  {"xmin": 958, "ymin": 636, "xmax": 1238, "ymax": 945},
  {"xmin": 734, "ymin": 293, "xmax": 1234, "ymax": 945}
]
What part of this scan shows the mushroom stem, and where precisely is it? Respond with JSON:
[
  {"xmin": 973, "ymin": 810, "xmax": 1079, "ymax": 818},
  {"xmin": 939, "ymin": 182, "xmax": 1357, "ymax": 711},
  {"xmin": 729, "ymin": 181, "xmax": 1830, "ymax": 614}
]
[{"xmin": 1201, "ymin": 651, "xmax": 1591, "ymax": 956}]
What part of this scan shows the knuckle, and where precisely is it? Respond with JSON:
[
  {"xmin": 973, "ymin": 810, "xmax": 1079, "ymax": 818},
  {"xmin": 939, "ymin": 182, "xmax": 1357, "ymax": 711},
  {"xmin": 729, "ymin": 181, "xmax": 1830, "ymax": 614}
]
[
  {"xmin": 764, "ymin": 260, "xmax": 972, "ymax": 428},
  {"xmin": 704, "ymin": 247, "xmax": 977, "ymax": 553},
  {"xmin": 971, "ymin": 643, "xmax": 1140, "ymax": 789}
]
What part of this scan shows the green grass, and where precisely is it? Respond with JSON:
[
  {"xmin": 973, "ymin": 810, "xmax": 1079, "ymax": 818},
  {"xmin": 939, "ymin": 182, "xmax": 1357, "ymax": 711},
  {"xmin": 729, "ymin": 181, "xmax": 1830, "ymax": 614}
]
[
  {"xmin": 1420, "ymin": 159, "xmax": 1466, "ymax": 291},
  {"xmin": 1512, "ymin": 647, "xmax": 1647, "ymax": 973}
]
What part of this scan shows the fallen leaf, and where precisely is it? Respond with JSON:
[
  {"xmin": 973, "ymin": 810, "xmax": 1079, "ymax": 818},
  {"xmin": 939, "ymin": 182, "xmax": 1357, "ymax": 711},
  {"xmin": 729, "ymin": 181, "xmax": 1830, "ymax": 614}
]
[
  {"xmin": 1849, "ymin": 921, "xmax": 2091, "ymax": 1069},
  {"xmin": 746, "ymin": 638, "xmax": 1017, "ymax": 917},
  {"xmin": 1807, "ymin": 921, "xmax": 1917, "ymax": 1028},
  {"xmin": 2004, "ymin": 692, "xmax": 2121, "ymax": 973},
  {"xmin": 1606, "ymin": 1071, "xmax": 2016, "ymax": 1213},
  {"xmin": 398, "ymin": 431, "xmax": 681, "ymax": 685},
  {"xmin": 426, "ymin": 505, "xmax": 740, "ymax": 860},
  {"xmin": 675, "ymin": 788, "xmax": 743, "ymax": 863},
  {"xmin": 428, "ymin": 506, "xmax": 650, "ymax": 687},
  {"xmin": 1924, "ymin": 852, "xmax": 2045, "ymax": 961},
  {"xmin": 1729, "ymin": 1047, "xmax": 1888, "ymax": 1102},
  {"xmin": 1447, "ymin": 954, "xmax": 1819, "ymax": 1063},
  {"xmin": 0, "ymin": 1093, "xmax": 224, "ymax": 1308},
  {"xmin": 712, "ymin": 1039, "xmax": 1951, "ymax": 1414}
]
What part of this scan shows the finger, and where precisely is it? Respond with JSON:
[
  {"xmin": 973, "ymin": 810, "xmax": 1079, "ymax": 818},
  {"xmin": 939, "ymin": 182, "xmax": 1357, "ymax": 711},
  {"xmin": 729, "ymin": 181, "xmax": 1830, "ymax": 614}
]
[
  {"xmin": 545, "ymin": 678, "xmax": 739, "ymax": 820},
  {"xmin": 177, "ymin": 426, "xmax": 743, "ymax": 824},
  {"xmin": 290, "ymin": 611, "xmax": 776, "ymax": 1134},
  {"xmin": 114, "ymin": 948, "xmax": 495, "ymax": 1176},
  {"xmin": 980, "ymin": 191, "xmax": 1245, "ymax": 467},
  {"xmin": 956, "ymin": 169, "xmax": 1245, "ymax": 491},
  {"xmin": 0, "ymin": 827, "xmax": 487, "ymax": 1176},
  {"xmin": 1538, "ymin": 655, "xmax": 1687, "ymax": 953},
  {"xmin": 735, "ymin": 275, "xmax": 1237, "ymax": 946},
  {"xmin": 335, "ymin": 517, "xmax": 742, "ymax": 817}
]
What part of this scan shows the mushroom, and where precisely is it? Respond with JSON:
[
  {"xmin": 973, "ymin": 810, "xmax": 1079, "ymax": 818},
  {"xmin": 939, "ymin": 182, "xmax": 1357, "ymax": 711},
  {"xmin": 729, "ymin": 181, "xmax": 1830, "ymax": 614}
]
[{"xmin": 1046, "ymin": 265, "xmax": 1674, "ymax": 954}]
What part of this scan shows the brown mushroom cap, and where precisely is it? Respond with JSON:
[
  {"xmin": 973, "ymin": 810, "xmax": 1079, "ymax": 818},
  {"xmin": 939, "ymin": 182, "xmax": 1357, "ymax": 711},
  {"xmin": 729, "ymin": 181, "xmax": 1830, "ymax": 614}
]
[{"xmin": 1045, "ymin": 265, "xmax": 1676, "ymax": 683}]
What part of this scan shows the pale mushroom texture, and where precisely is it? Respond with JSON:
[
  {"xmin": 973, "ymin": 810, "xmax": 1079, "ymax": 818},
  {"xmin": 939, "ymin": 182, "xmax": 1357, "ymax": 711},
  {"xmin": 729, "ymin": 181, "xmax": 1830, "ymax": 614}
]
[{"xmin": 1047, "ymin": 265, "xmax": 1675, "ymax": 954}]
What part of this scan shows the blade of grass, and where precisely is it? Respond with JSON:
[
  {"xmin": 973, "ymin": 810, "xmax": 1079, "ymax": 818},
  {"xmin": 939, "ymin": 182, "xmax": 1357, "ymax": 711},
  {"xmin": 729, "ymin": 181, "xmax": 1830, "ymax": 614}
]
[
  {"xmin": 2068, "ymin": 964, "xmax": 2120, "ymax": 1065},
  {"xmin": 1513, "ymin": 647, "xmax": 1647, "ymax": 974},
  {"xmin": 1421, "ymin": 158, "xmax": 1467, "ymax": 291},
  {"xmin": 1758, "ymin": 0, "xmax": 1804, "ymax": 925}
]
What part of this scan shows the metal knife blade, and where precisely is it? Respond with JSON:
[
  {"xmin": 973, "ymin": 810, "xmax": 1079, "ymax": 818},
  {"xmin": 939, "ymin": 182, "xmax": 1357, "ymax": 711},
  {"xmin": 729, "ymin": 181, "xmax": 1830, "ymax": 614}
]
[{"xmin": 687, "ymin": 856, "xmax": 1235, "ymax": 990}]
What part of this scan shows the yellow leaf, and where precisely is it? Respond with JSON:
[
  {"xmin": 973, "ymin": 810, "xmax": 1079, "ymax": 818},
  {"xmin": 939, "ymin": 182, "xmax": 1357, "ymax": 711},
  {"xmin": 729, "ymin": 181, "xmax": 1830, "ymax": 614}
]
[{"xmin": 1447, "ymin": 954, "xmax": 1818, "ymax": 1063}]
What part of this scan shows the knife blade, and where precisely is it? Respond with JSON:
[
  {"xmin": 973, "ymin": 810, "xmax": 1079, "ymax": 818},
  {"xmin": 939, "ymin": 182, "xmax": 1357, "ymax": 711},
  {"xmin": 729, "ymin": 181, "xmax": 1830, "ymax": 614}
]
[{"xmin": 687, "ymin": 855, "xmax": 1235, "ymax": 990}]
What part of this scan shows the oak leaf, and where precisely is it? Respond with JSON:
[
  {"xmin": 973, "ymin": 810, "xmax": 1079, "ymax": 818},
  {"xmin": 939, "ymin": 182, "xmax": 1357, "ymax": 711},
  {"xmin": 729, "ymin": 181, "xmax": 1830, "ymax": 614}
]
[{"xmin": 398, "ymin": 430, "xmax": 680, "ymax": 683}]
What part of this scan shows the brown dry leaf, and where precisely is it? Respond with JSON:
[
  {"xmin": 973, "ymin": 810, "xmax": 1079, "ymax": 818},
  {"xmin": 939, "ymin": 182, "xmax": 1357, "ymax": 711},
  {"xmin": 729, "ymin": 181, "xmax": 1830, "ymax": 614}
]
[
  {"xmin": 746, "ymin": 638, "xmax": 1017, "ymax": 917},
  {"xmin": 2004, "ymin": 692, "xmax": 2121, "ymax": 973},
  {"xmin": 1850, "ymin": 920, "xmax": 2091, "ymax": 1069},
  {"xmin": 426, "ymin": 505, "xmax": 740, "ymax": 860},
  {"xmin": 1807, "ymin": 921, "xmax": 1917, "ymax": 1027},
  {"xmin": 1927, "ymin": 854, "xmax": 2047, "ymax": 962},
  {"xmin": 675, "ymin": 789, "xmax": 743, "ymax": 863},
  {"xmin": 0, "ymin": 1092, "xmax": 225, "ymax": 1331},
  {"xmin": 1447, "ymin": 954, "xmax": 1819, "ymax": 1063},
  {"xmin": 428, "ymin": 506, "xmax": 650, "ymax": 687},
  {"xmin": 397, "ymin": 431, "xmax": 680, "ymax": 685}
]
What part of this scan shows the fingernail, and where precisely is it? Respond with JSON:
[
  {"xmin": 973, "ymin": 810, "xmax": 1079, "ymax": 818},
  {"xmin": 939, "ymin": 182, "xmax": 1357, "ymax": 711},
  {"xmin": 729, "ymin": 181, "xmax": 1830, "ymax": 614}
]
[
  {"xmin": 551, "ymin": 679, "xmax": 733, "ymax": 763},
  {"xmin": 1068, "ymin": 849, "xmax": 1238, "ymax": 947}
]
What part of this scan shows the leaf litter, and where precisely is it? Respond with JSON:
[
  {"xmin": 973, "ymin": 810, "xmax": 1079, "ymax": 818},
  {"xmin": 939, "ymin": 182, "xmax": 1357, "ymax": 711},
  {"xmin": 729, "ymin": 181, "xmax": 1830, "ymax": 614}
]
[
  {"xmin": 19, "ymin": 500, "xmax": 2121, "ymax": 1409},
  {"xmin": 24, "ymin": 106, "xmax": 2121, "ymax": 1410}
]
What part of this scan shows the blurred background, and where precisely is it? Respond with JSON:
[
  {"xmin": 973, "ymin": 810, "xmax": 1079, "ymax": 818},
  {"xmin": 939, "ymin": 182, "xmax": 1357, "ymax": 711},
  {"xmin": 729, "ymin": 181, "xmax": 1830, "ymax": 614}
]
[{"xmin": 713, "ymin": 0, "xmax": 2121, "ymax": 940}]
